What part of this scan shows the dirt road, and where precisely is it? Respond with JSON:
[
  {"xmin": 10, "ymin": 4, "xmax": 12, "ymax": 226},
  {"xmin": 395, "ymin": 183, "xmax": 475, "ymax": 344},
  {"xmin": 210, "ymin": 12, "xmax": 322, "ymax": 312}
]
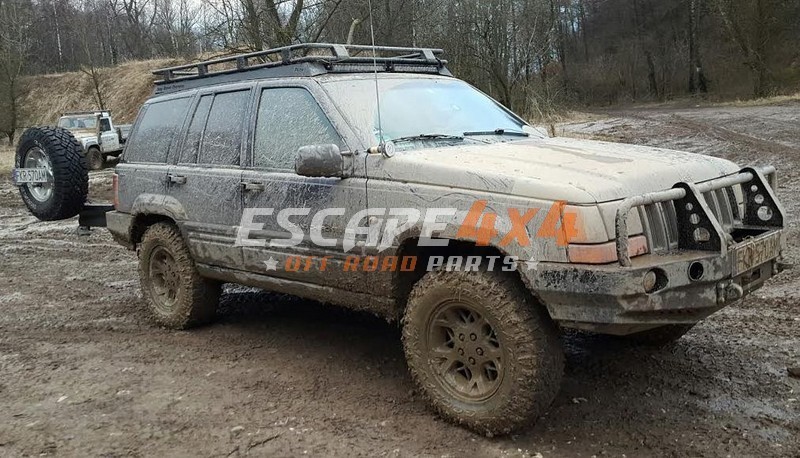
[{"xmin": 1, "ymin": 102, "xmax": 798, "ymax": 457}]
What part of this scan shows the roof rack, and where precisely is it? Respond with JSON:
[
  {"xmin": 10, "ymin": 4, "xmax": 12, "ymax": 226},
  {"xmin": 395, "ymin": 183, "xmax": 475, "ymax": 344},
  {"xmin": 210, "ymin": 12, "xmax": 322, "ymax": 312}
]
[{"xmin": 152, "ymin": 43, "xmax": 450, "ymax": 92}]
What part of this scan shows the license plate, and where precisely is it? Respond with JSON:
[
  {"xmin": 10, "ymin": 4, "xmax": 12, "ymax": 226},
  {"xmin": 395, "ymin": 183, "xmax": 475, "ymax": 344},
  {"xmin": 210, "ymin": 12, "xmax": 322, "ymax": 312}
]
[
  {"xmin": 731, "ymin": 231, "xmax": 782, "ymax": 276},
  {"xmin": 12, "ymin": 168, "xmax": 49, "ymax": 184}
]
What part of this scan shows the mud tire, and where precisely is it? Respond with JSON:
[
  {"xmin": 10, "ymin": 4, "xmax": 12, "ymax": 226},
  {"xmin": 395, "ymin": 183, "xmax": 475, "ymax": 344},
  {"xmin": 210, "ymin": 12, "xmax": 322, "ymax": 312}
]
[
  {"xmin": 86, "ymin": 146, "xmax": 104, "ymax": 170},
  {"xmin": 623, "ymin": 324, "xmax": 695, "ymax": 346},
  {"xmin": 402, "ymin": 269, "xmax": 564, "ymax": 436},
  {"xmin": 15, "ymin": 127, "xmax": 88, "ymax": 221},
  {"xmin": 138, "ymin": 223, "xmax": 221, "ymax": 329}
]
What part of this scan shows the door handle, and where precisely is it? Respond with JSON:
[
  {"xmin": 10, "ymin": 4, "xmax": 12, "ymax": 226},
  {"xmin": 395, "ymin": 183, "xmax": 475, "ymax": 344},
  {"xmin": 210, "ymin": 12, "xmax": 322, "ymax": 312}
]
[
  {"xmin": 241, "ymin": 181, "xmax": 265, "ymax": 192},
  {"xmin": 168, "ymin": 174, "xmax": 187, "ymax": 185}
]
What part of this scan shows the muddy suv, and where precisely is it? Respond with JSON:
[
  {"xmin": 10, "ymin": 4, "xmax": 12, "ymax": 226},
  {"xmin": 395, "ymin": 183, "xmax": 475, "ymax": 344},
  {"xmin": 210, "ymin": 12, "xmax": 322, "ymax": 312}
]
[{"xmin": 12, "ymin": 44, "xmax": 786, "ymax": 435}]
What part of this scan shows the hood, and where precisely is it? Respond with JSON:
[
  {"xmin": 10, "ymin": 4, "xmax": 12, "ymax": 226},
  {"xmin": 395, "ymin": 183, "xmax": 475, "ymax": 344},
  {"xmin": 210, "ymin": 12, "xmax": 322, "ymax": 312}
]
[
  {"xmin": 376, "ymin": 137, "xmax": 739, "ymax": 204},
  {"xmin": 69, "ymin": 129, "xmax": 97, "ymax": 141}
]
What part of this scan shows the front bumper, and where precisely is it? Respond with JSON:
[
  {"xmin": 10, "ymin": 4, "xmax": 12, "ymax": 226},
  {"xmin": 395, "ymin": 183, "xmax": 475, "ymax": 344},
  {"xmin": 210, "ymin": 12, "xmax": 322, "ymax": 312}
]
[
  {"xmin": 530, "ymin": 166, "xmax": 786, "ymax": 335},
  {"xmin": 530, "ymin": 234, "xmax": 785, "ymax": 335}
]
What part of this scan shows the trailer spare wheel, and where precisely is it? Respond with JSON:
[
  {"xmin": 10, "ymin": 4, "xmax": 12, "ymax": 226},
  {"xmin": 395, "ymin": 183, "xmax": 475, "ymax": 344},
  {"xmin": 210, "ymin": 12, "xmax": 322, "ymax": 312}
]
[{"xmin": 13, "ymin": 127, "xmax": 88, "ymax": 221}]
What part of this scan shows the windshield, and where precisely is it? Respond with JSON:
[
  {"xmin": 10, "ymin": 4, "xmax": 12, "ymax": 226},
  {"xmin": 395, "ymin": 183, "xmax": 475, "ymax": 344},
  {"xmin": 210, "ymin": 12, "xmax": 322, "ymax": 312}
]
[
  {"xmin": 322, "ymin": 76, "xmax": 537, "ymax": 149},
  {"xmin": 58, "ymin": 116, "xmax": 97, "ymax": 129}
]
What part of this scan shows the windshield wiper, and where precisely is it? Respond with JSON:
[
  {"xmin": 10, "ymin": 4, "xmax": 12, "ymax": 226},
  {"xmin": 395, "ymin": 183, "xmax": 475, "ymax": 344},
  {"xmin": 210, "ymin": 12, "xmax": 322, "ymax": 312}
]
[
  {"xmin": 392, "ymin": 133, "xmax": 467, "ymax": 142},
  {"xmin": 391, "ymin": 134, "xmax": 491, "ymax": 144},
  {"xmin": 463, "ymin": 128, "xmax": 530, "ymax": 137}
]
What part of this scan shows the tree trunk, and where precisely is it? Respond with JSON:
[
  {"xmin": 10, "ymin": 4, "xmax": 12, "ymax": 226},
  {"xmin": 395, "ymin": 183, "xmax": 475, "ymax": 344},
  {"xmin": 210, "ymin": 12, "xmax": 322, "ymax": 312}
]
[
  {"xmin": 7, "ymin": 77, "xmax": 18, "ymax": 145},
  {"xmin": 633, "ymin": 0, "xmax": 658, "ymax": 98},
  {"xmin": 688, "ymin": 0, "xmax": 708, "ymax": 95},
  {"xmin": 714, "ymin": 0, "xmax": 770, "ymax": 98},
  {"xmin": 346, "ymin": 18, "xmax": 361, "ymax": 45},
  {"xmin": 646, "ymin": 50, "xmax": 659, "ymax": 99},
  {"xmin": 550, "ymin": 0, "xmax": 568, "ymax": 90},
  {"xmin": 241, "ymin": 0, "xmax": 263, "ymax": 50},
  {"xmin": 753, "ymin": 0, "xmax": 769, "ymax": 97},
  {"xmin": 579, "ymin": 0, "xmax": 589, "ymax": 61}
]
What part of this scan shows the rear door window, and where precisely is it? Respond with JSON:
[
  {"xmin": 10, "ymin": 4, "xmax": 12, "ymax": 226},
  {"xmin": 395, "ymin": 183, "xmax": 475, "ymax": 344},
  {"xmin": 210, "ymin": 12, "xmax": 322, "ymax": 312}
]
[
  {"xmin": 125, "ymin": 97, "xmax": 191, "ymax": 163},
  {"xmin": 198, "ymin": 90, "xmax": 250, "ymax": 166},
  {"xmin": 179, "ymin": 95, "xmax": 213, "ymax": 164}
]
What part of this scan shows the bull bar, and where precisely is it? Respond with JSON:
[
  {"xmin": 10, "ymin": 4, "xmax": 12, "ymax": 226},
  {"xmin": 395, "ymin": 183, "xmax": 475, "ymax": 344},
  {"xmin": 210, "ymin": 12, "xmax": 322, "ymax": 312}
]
[{"xmin": 615, "ymin": 166, "xmax": 783, "ymax": 267}]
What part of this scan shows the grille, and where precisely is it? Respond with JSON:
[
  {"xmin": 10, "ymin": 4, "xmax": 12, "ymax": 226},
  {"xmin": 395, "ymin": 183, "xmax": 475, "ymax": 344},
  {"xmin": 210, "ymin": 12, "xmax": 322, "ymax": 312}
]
[
  {"xmin": 638, "ymin": 185, "xmax": 742, "ymax": 252},
  {"xmin": 702, "ymin": 187, "xmax": 742, "ymax": 231}
]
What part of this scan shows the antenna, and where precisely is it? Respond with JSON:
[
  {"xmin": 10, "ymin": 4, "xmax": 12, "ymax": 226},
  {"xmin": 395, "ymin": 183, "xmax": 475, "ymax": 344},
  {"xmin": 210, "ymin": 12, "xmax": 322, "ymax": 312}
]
[{"xmin": 367, "ymin": 0, "xmax": 391, "ymax": 156}]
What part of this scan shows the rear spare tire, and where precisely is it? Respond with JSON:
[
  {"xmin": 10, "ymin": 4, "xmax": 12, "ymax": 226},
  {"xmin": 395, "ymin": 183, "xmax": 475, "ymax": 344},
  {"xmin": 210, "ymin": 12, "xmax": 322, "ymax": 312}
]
[{"xmin": 15, "ymin": 127, "xmax": 88, "ymax": 221}]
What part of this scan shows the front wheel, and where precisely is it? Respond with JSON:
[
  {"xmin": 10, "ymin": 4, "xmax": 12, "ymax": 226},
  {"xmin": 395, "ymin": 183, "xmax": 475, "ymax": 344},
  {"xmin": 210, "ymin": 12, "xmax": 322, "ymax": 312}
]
[
  {"xmin": 402, "ymin": 269, "xmax": 564, "ymax": 436},
  {"xmin": 138, "ymin": 223, "xmax": 221, "ymax": 329},
  {"xmin": 86, "ymin": 147, "xmax": 104, "ymax": 170}
]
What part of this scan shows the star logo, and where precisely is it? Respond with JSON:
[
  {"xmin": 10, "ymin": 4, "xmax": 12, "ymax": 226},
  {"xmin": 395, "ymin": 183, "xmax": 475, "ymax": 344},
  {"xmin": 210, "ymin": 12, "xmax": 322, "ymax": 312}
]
[
  {"xmin": 263, "ymin": 257, "xmax": 280, "ymax": 271},
  {"xmin": 523, "ymin": 260, "xmax": 539, "ymax": 271}
]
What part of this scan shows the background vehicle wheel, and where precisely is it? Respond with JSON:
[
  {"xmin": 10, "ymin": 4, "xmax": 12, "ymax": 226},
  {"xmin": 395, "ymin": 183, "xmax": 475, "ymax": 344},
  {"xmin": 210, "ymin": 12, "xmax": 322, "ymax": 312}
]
[
  {"xmin": 138, "ymin": 223, "xmax": 221, "ymax": 329},
  {"xmin": 622, "ymin": 324, "xmax": 695, "ymax": 346},
  {"xmin": 402, "ymin": 269, "xmax": 564, "ymax": 436},
  {"xmin": 15, "ymin": 127, "xmax": 88, "ymax": 221},
  {"xmin": 86, "ymin": 146, "xmax": 104, "ymax": 170}
]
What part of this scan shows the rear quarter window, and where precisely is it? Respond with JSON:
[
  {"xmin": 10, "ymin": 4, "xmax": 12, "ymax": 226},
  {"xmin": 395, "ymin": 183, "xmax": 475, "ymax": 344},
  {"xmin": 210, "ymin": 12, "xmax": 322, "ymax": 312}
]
[{"xmin": 125, "ymin": 97, "xmax": 191, "ymax": 163}]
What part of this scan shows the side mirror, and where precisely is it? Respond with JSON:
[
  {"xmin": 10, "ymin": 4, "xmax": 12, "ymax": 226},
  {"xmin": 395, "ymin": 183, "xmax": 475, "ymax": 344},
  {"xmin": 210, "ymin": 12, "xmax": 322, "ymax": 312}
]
[{"xmin": 295, "ymin": 144, "xmax": 346, "ymax": 178}]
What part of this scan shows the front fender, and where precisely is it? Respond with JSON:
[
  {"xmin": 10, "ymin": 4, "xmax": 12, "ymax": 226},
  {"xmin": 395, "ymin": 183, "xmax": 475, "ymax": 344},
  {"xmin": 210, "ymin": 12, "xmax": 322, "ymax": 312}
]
[{"xmin": 81, "ymin": 139, "xmax": 99, "ymax": 151}]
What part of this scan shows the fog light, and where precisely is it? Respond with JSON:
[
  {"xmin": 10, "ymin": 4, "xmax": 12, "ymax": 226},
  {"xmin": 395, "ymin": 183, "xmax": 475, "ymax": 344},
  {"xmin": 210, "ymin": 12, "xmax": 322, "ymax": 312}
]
[
  {"xmin": 693, "ymin": 227, "xmax": 711, "ymax": 243},
  {"xmin": 643, "ymin": 270, "xmax": 658, "ymax": 293},
  {"xmin": 688, "ymin": 262, "xmax": 705, "ymax": 281},
  {"xmin": 757, "ymin": 206, "xmax": 773, "ymax": 221}
]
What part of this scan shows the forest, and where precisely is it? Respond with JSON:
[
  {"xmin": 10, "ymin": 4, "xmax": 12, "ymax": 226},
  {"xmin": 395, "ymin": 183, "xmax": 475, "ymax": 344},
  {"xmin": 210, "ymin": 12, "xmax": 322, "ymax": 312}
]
[{"xmin": 1, "ymin": 0, "xmax": 799, "ymax": 140}]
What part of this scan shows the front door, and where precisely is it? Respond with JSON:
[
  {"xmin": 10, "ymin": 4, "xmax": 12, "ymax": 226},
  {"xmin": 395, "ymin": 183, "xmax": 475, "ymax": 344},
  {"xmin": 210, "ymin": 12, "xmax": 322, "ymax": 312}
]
[
  {"xmin": 98, "ymin": 117, "xmax": 120, "ymax": 153},
  {"xmin": 239, "ymin": 84, "xmax": 370, "ymax": 292}
]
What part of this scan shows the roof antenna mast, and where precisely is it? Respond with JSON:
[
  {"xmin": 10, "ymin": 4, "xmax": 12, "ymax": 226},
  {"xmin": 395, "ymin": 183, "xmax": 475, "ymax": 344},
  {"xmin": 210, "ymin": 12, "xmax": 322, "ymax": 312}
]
[{"xmin": 366, "ymin": 0, "xmax": 393, "ymax": 157}]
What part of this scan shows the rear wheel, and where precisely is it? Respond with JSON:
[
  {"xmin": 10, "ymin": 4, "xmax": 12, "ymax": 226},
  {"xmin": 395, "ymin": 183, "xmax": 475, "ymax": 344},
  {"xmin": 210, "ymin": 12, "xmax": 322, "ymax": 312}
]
[
  {"xmin": 138, "ymin": 223, "xmax": 220, "ymax": 329},
  {"xmin": 402, "ymin": 269, "xmax": 563, "ymax": 436},
  {"xmin": 86, "ymin": 146, "xmax": 104, "ymax": 170}
]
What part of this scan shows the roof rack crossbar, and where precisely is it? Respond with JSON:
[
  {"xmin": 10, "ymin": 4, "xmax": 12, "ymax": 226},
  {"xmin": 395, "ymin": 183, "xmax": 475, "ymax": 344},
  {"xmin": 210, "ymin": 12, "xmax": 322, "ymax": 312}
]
[{"xmin": 153, "ymin": 42, "xmax": 446, "ymax": 83}]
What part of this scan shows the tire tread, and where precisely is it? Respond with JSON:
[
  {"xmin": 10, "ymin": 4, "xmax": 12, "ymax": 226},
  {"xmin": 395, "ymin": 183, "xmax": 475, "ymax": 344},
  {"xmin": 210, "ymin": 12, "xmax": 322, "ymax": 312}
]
[
  {"xmin": 15, "ymin": 127, "xmax": 88, "ymax": 221},
  {"xmin": 138, "ymin": 223, "xmax": 220, "ymax": 329},
  {"xmin": 402, "ymin": 269, "xmax": 564, "ymax": 436}
]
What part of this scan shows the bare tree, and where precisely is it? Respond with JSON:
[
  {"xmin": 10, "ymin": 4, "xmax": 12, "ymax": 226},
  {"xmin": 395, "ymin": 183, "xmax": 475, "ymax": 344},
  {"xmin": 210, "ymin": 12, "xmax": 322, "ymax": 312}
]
[
  {"xmin": 714, "ymin": 0, "xmax": 773, "ymax": 97},
  {"xmin": 0, "ymin": 0, "xmax": 33, "ymax": 144}
]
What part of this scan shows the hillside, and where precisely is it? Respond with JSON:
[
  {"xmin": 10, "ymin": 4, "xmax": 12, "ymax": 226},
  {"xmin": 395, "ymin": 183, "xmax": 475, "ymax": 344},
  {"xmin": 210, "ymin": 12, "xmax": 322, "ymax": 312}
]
[{"xmin": 20, "ymin": 59, "xmax": 178, "ymax": 126}]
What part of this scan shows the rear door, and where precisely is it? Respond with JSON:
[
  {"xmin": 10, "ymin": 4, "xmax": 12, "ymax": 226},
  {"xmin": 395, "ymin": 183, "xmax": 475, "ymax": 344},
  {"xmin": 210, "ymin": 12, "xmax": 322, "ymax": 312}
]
[
  {"xmin": 167, "ymin": 84, "xmax": 255, "ymax": 269},
  {"xmin": 116, "ymin": 95, "xmax": 192, "ymax": 216}
]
